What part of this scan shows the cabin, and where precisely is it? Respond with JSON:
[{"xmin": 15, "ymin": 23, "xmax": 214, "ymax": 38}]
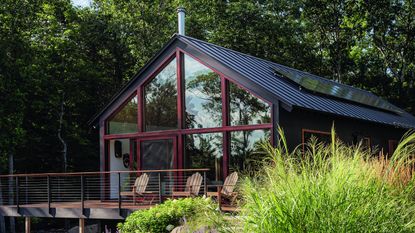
[
  {"xmin": 91, "ymin": 32, "xmax": 415, "ymax": 185},
  {"xmin": 1, "ymin": 9, "xmax": 415, "ymax": 233}
]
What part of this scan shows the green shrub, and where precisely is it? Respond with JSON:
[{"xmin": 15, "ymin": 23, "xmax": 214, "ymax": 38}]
[
  {"xmin": 241, "ymin": 128, "xmax": 415, "ymax": 233},
  {"xmin": 117, "ymin": 197, "xmax": 220, "ymax": 233}
]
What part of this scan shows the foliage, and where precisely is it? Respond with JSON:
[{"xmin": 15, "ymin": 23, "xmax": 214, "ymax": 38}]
[
  {"xmin": 117, "ymin": 197, "xmax": 222, "ymax": 233},
  {"xmin": 240, "ymin": 128, "xmax": 415, "ymax": 232}
]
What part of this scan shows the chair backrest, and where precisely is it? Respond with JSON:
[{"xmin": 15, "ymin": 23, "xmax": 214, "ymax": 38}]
[
  {"xmin": 184, "ymin": 172, "xmax": 203, "ymax": 195},
  {"xmin": 222, "ymin": 172, "xmax": 238, "ymax": 195},
  {"xmin": 134, "ymin": 173, "xmax": 149, "ymax": 194}
]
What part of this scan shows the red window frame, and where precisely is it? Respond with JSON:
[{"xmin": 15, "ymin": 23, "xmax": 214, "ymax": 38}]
[
  {"xmin": 102, "ymin": 48, "xmax": 274, "ymax": 179},
  {"xmin": 388, "ymin": 139, "xmax": 398, "ymax": 155},
  {"xmin": 105, "ymin": 93, "xmax": 138, "ymax": 135},
  {"xmin": 362, "ymin": 137, "xmax": 371, "ymax": 149},
  {"xmin": 301, "ymin": 129, "xmax": 331, "ymax": 152}
]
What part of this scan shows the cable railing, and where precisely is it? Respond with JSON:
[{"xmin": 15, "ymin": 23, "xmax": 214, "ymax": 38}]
[{"xmin": 0, "ymin": 169, "xmax": 210, "ymax": 214}]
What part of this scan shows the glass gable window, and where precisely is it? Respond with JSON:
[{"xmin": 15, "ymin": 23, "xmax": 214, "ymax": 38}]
[
  {"xmin": 107, "ymin": 95, "xmax": 138, "ymax": 134},
  {"xmin": 184, "ymin": 55, "xmax": 222, "ymax": 129},
  {"xmin": 229, "ymin": 82, "xmax": 271, "ymax": 125},
  {"xmin": 144, "ymin": 58, "xmax": 178, "ymax": 131},
  {"xmin": 185, "ymin": 133, "xmax": 223, "ymax": 182},
  {"xmin": 230, "ymin": 129, "xmax": 270, "ymax": 173}
]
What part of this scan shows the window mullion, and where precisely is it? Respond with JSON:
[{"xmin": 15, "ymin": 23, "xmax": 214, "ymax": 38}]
[
  {"xmin": 221, "ymin": 77, "xmax": 229, "ymax": 126},
  {"xmin": 221, "ymin": 77, "xmax": 229, "ymax": 178},
  {"xmin": 177, "ymin": 51, "xmax": 184, "ymax": 172},
  {"xmin": 177, "ymin": 51, "xmax": 184, "ymax": 129},
  {"xmin": 137, "ymin": 88, "xmax": 143, "ymax": 132}
]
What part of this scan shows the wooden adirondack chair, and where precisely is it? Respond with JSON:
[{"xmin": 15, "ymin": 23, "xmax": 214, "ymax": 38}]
[
  {"xmin": 207, "ymin": 172, "xmax": 238, "ymax": 205},
  {"xmin": 172, "ymin": 172, "xmax": 203, "ymax": 198},
  {"xmin": 120, "ymin": 173, "xmax": 149, "ymax": 205}
]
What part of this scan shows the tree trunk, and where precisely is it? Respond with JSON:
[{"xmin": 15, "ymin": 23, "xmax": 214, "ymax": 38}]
[
  {"xmin": 8, "ymin": 153, "xmax": 15, "ymax": 233},
  {"xmin": 0, "ymin": 177, "xmax": 5, "ymax": 233},
  {"xmin": 58, "ymin": 92, "xmax": 67, "ymax": 173},
  {"xmin": 57, "ymin": 92, "xmax": 70, "ymax": 231}
]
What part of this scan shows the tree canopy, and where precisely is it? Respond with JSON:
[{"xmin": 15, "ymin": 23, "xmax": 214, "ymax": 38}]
[{"xmin": 0, "ymin": 0, "xmax": 413, "ymax": 174}]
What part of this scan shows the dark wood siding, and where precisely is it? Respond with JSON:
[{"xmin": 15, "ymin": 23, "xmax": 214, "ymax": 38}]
[{"xmin": 279, "ymin": 107, "xmax": 405, "ymax": 153}]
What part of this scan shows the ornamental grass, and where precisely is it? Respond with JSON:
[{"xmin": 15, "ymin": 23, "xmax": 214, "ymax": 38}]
[{"xmin": 240, "ymin": 128, "xmax": 415, "ymax": 233}]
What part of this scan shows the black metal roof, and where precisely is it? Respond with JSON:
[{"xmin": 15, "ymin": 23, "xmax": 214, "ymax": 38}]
[
  {"xmin": 90, "ymin": 34, "xmax": 415, "ymax": 129},
  {"xmin": 179, "ymin": 35, "xmax": 415, "ymax": 129}
]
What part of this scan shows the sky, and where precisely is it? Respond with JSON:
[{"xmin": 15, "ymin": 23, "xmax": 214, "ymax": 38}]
[{"xmin": 71, "ymin": 0, "xmax": 91, "ymax": 7}]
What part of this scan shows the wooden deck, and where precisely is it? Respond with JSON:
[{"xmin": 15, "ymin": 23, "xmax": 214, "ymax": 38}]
[
  {"xmin": 0, "ymin": 200, "xmax": 238, "ymax": 219},
  {"xmin": 0, "ymin": 168, "xmax": 238, "ymax": 219},
  {"xmin": 6, "ymin": 200, "xmax": 238, "ymax": 211},
  {"xmin": 4, "ymin": 200, "xmax": 152, "ymax": 209}
]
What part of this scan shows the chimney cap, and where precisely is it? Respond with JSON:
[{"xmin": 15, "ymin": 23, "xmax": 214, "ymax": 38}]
[{"xmin": 177, "ymin": 7, "xmax": 186, "ymax": 13}]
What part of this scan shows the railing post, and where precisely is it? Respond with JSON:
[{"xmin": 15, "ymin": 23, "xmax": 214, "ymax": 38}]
[
  {"xmin": 47, "ymin": 175, "xmax": 51, "ymax": 214},
  {"xmin": 15, "ymin": 176, "xmax": 19, "ymax": 212},
  {"xmin": 218, "ymin": 186, "xmax": 222, "ymax": 211},
  {"xmin": 81, "ymin": 175, "xmax": 85, "ymax": 216},
  {"xmin": 25, "ymin": 176, "xmax": 28, "ymax": 205},
  {"xmin": 118, "ymin": 172, "xmax": 121, "ymax": 215},
  {"xmin": 203, "ymin": 171, "xmax": 207, "ymax": 196},
  {"xmin": 158, "ymin": 173, "xmax": 162, "ymax": 204}
]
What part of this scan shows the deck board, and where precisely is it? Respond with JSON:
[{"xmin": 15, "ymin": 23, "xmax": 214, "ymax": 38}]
[
  {"xmin": 4, "ymin": 200, "xmax": 154, "ymax": 210},
  {"xmin": 5, "ymin": 200, "xmax": 238, "ymax": 211}
]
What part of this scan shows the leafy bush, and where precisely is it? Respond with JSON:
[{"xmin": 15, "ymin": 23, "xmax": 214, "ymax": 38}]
[
  {"xmin": 241, "ymin": 128, "xmax": 415, "ymax": 233},
  {"xmin": 117, "ymin": 197, "xmax": 220, "ymax": 233}
]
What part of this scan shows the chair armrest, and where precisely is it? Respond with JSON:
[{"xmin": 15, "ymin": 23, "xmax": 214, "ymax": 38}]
[
  {"xmin": 120, "ymin": 191, "xmax": 134, "ymax": 196},
  {"xmin": 207, "ymin": 192, "xmax": 219, "ymax": 197}
]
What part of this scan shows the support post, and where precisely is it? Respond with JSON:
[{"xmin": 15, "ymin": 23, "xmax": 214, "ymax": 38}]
[
  {"xmin": 47, "ymin": 176, "xmax": 51, "ymax": 214},
  {"xmin": 218, "ymin": 186, "xmax": 222, "ymax": 211},
  {"xmin": 118, "ymin": 173, "xmax": 121, "ymax": 215},
  {"xmin": 79, "ymin": 218, "xmax": 84, "ymax": 233},
  {"xmin": 15, "ymin": 177, "xmax": 19, "ymax": 212},
  {"xmin": 81, "ymin": 175, "xmax": 85, "ymax": 216},
  {"xmin": 203, "ymin": 171, "xmax": 207, "ymax": 196},
  {"xmin": 158, "ymin": 173, "xmax": 162, "ymax": 203},
  {"xmin": 25, "ymin": 217, "xmax": 30, "ymax": 233}
]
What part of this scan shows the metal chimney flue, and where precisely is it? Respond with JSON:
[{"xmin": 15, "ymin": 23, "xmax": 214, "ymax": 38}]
[{"xmin": 177, "ymin": 7, "xmax": 185, "ymax": 36}]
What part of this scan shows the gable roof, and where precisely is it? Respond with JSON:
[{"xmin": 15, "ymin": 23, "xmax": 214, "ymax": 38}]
[
  {"xmin": 90, "ymin": 34, "xmax": 415, "ymax": 129},
  {"xmin": 179, "ymin": 35, "xmax": 415, "ymax": 129}
]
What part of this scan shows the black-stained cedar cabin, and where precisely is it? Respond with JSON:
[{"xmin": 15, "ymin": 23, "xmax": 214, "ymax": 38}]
[
  {"xmin": 91, "ymin": 33, "xmax": 415, "ymax": 183},
  {"xmin": 1, "ymin": 33, "xmax": 415, "ymax": 227}
]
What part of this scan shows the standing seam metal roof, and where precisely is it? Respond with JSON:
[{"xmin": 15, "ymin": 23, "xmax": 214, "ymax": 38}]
[{"xmin": 179, "ymin": 35, "xmax": 415, "ymax": 129}]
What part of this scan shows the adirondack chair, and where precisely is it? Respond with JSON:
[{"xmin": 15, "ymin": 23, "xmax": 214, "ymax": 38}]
[
  {"xmin": 120, "ymin": 173, "xmax": 149, "ymax": 205},
  {"xmin": 207, "ymin": 172, "xmax": 238, "ymax": 205},
  {"xmin": 172, "ymin": 172, "xmax": 203, "ymax": 198}
]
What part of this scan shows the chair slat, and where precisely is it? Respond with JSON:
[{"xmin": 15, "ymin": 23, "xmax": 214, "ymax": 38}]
[
  {"xmin": 134, "ymin": 173, "xmax": 149, "ymax": 194},
  {"xmin": 222, "ymin": 172, "xmax": 238, "ymax": 195}
]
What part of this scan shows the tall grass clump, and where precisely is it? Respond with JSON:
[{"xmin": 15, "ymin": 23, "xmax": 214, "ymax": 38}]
[{"xmin": 241, "ymin": 128, "xmax": 415, "ymax": 233}]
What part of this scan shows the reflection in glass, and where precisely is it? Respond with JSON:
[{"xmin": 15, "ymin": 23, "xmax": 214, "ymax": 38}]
[
  {"xmin": 229, "ymin": 82, "xmax": 271, "ymax": 125},
  {"xmin": 107, "ymin": 96, "xmax": 138, "ymax": 134},
  {"xmin": 140, "ymin": 139, "xmax": 174, "ymax": 194},
  {"xmin": 184, "ymin": 55, "xmax": 222, "ymax": 129},
  {"xmin": 230, "ymin": 130, "xmax": 270, "ymax": 173},
  {"xmin": 144, "ymin": 58, "xmax": 177, "ymax": 131},
  {"xmin": 140, "ymin": 139, "xmax": 174, "ymax": 170},
  {"xmin": 185, "ymin": 133, "xmax": 223, "ymax": 182}
]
